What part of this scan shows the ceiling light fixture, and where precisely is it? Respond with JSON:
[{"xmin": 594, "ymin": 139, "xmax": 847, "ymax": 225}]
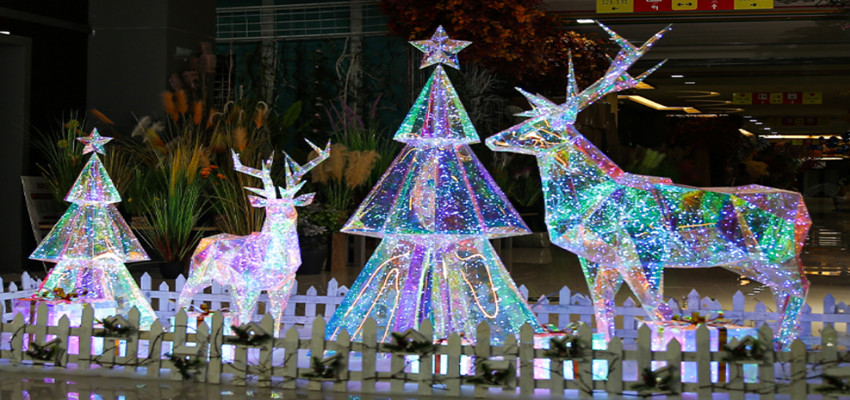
[
  {"xmin": 739, "ymin": 128, "xmax": 755, "ymax": 136},
  {"xmin": 576, "ymin": 19, "xmax": 595, "ymax": 24},
  {"xmin": 685, "ymin": 81, "xmax": 696, "ymax": 85},
  {"xmin": 671, "ymin": 74, "xmax": 684, "ymax": 78},
  {"xmin": 618, "ymin": 95, "xmax": 701, "ymax": 113}
]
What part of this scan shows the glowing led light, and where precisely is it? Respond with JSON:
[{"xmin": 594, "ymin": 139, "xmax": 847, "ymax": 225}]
[
  {"xmin": 30, "ymin": 128, "xmax": 157, "ymax": 328},
  {"xmin": 486, "ymin": 22, "xmax": 810, "ymax": 349},
  {"xmin": 177, "ymin": 140, "xmax": 331, "ymax": 334},
  {"xmin": 326, "ymin": 27, "xmax": 540, "ymax": 345}
]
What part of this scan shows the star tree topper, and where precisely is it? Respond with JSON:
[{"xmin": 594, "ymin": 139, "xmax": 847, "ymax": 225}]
[
  {"xmin": 78, "ymin": 128, "xmax": 112, "ymax": 155},
  {"xmin": 410, "ymin": 26, "xmax": 471, "ymax": 70}
]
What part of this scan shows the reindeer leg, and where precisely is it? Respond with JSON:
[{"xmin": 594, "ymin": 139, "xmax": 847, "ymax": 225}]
[
  {"xmin": 756, "ymin": 258, "xmax": 809, "ymax": 350},
  {"xmin": 177, "ymin": 260, "xmax": 211, "ymax": 311},
  {"xmin": 614, "ymin": 237, "xmax": 671, "ymax": 322},
  {"xmin": 267, "ymin": 279, "xmax": 295, "ymax": 337},
  {"xmin": 578, "ymin": 257, "xmax": 623, "ymax": 341},
  {"xmin": 231, "ymin": 288, "xmax": 261, "ymax": 327}
]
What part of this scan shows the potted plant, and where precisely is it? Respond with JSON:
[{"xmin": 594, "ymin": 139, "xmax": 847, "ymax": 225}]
[
  {"xmin": 136, "ymin": 143, "xmax": 209, "ymax": 279},
  {"xmin": 296, "ymin": 203, "xmax": 346, "ymax": 275}
]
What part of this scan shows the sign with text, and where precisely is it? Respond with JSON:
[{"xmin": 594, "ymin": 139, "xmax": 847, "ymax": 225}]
[
  {"xmin": 599, "ymin": 0, "xmax": 772, "ymax": 12},
  {"xmin": 732, "ymin": 92, "xmax": 820, "ymax": 105}
]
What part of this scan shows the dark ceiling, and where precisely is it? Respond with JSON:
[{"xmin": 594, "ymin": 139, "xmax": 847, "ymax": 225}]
[{"xmin": 549, "ymin": 0, "xmax": 850, "ymax": 139}]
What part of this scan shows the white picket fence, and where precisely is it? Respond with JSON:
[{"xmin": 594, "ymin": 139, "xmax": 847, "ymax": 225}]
[
  {"xmin": 5, "ymin": 273, "xmax": 850, "ymax": 398},
  {"xmin": 1, "ymin": 299, "xmax": 850, "ymax": 399},
  {"xmin": 2, "ymin": 272, "xmax": 850, "ymax": 347}
]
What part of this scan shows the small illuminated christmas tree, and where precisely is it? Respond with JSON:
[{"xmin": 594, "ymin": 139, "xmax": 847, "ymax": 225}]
[
  {"xmin": 26, "ymin": 128, "xmax": 157, "ymax": 328},
  {"xmin": 326, "ymin": 27, "xmax": 541, "ymax": 344}
]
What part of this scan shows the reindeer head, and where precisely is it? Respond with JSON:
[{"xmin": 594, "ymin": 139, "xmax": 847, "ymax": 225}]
[
  {"xmin": 486, "ymin": 22, "xmax": 669, "ymax": 156},
  {"xmin": 232, "ymin": 139, "xmax": 331, "ymax": 227}
]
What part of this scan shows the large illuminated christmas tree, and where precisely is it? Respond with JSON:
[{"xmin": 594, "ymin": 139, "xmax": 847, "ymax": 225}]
[
  {"xmin": 28, "ymin": 128, "xmax": 157, "ymax": 328},
  {"xmin": 326, "ymin": 27, "xmax": 540, "ymax": 344}
]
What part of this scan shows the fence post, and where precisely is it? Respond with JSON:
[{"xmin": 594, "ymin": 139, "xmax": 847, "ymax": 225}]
[
  {"xmin": 77, "ymin": 305, "xmax": 94, "ymax": 370},
  {"xmin": 56, "ymin": 314, "xmax": 71, "ymax": 367},
  {"xmin": 756, "ymin": 324, "xmax": 776, "ymax": 400},
  {"xmin": 207, "ymin": 310, "xmax": 224, "ymax": 384},
  {"xmin": 445, "ymin": 332, "xmax": 462, "ymax": 396},
  {"xmin": 789, "ymin": 339, "xmax": 806, "ymax": 398},
  {"xmin": 519, "ymin": 323, "xmax": 535, "ymax": 396},
  {"xmin": 360, "ymin": 318, "xmax": 377, "ymax": 393},
  {"xmin": 146, "ymin": 319, "xmax": 164, "ymax": 378},
  {"xmin": 418, "ymin": 319, "xmax": 434, "ymax": 395},
  {"xmin": 282, "ymin": 325, "xmax": 299, "ymax": 390},
  {"xmin": 559, "ymin": 286, "xmax": 571, "ymax": 328},
  {"xmin": 605, "ymin": 336, "xmax": 623, "ymax": 395},
  {"xmin": 259, "ymin": 314, "xmax": 275, "ymax": 387},
  {"xmin": 695, "ymin": 324, "xmax": 711, "ymax": 400},
  {"xmin": 307, "ymin": 316, "xmax": 327, "ymax": 391},
  {"xmin": 170, "ymin": 309, "xmax": 188, "ymax": 381},
  {"xmin": 665, "ymin": 335, "xmax": 682, "ymax": 395},
  {"xmin": 333, "ymin": 328, "xmax": 350, "ymax": 393},
  {"xmin": 195, "ymin": 319, "xmax": 210, "ymax": 383},
  {"xmin": 474, "ymin": 321, "xmax": 491, "ymax": 398},
  {"xmin": 577, "ymin": 323, "xmax": 593, "ymax": 398},
  {"xmin": 9, "ymin": 313, "xmax": 23, "ymax": 365}
]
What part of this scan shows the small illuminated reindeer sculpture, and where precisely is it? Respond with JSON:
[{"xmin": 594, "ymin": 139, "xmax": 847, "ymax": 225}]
[
  {"xmin": 177, "ymin": 140, "xmax": 331, "ymax": 333},
  {"xmin": 486, "ymin": 23, "xmax": 810, "ymax": 348}
]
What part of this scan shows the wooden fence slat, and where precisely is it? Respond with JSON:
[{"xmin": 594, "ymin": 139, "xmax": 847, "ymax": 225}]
[
  {"xmin": 695, "ymin": 324, "xmax": 711, "ymax": 400},
  {"xmin": 77, "ymin": 305, "xmax": 94, "ymax": 370},
  {"xmin": 605, "ymin": 336, "xmax": 623, "ymax": 395},
  {"xmin": 307, "ymin": 316, "xmax": 326, "ymax": 391},
  {"xmin": 195, "ymin": 319, "xmax": 210, "ymax": 383},
  {"xmin": 282, "ymin": 325, "xmax": 299, "ymax": 390},
  {"xmin": 445, "ymin": 332, "xmax": 462, "ymax": 396},
  {"xmin": 518, "ymin": 324, "xmax": 535, "ymax": 396},
  {"xmin": 207, "ymin": 309, "xmax": 224, "ymax": 384},
  {"xmin": 390, "ymin": 335, "xmax": 406, "ymax": 393},
  {"xmin": 124, "ymin": 307, "xmax": 142, "ymax": 374},
  {"xmin": 757, "ymin": 324, "xmax": 776, "ymax": 400},
  {"xmin": 789, "ymin": 339, "xmax": 807, "ymax": 398},
  {"xmin": 146, "ymin": 319, "xmax": 164, "ymax": 378},
  {"xmin": 361, "ymin": 318, "xmax": 377, "ymax": 394},
  {"xmin": 418, "ymin": 319, "xmax": 434, "ymax": 395},
  {"xmin": 258, "ymin": 314, "xmax": 275, "ymax": 387},
  {"xmin": 665, "ymin": 335, "xmax": 682, "ymax": 395},
  {"xmin": 170, "ymin": 309, "xmax": 188, "ymax": 381},
  {"xmin": 333, "ymin": 328, "xmax": 350, "ymax": 392},
  {"xmin": 473, "ymin": 321, "xmax": 492, "ymax": 398},
  {"xmin": 577, "ymin": 323, "xmax": 592, "ymax": 398},
  {"xmin": 56, "ymin": 315, "xmax": 71, "ymax": 367}
]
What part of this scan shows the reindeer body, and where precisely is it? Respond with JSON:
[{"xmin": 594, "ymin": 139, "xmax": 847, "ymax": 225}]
[
  {"xmin": 487, "ymin": 23, "xmax": 810, "ymax": 348},
  {"xmin": 177, "ymin": 141, "xmax": 330, "ymax": 333}
]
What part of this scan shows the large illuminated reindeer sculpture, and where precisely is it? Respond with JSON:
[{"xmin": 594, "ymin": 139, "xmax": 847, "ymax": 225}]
[
  {"xmin": 177, "ymin": 140, "xmax": 331, "ymax": 333},
  {"xmin": 486, "ymin": 23, "xmax": 810, "ymax": 348}
]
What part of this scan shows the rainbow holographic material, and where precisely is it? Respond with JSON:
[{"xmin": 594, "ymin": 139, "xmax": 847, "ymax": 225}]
[
  {"xmin": 30, "ymin": 128, "xmax": 157, "ymax": 328},
  {"xmin": 486, "ymin": 22, "xmax": 810, "ymax": 349},
  {"xmin": 177, "ymin": 140, "xmax": 331, "ymax": 334},
  {"xmin": 326, "ymin": 26, "xmax": 540, "ymax": 344}
]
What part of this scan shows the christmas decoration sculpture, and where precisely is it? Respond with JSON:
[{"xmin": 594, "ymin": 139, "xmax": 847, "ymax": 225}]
[
  {"xmin": 29, "ymin": 128, "xmax": 157, "ymax": 328},
  {"xmin": 326, "ymin": 26, "xmax": 541, "ymax": 344},
  {"xmin": 486, "ymin": 22, "xmax": 810, "ymax": 349},
  {"xmin": 177, "ymin": 140, "xmax": 331, "ymax": 333}
]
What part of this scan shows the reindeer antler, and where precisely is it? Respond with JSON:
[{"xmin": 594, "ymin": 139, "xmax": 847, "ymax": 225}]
[
  {"xmin": 283, "ymin": 139, "xmax": 331, "ymax": 190},
  {"xmin": 232, "ymin": 150, "xmax": 277, "ymax": 201},
  {"xmin": 573, "ymin": 22, "xmax": 670, "ymax": 111}
]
